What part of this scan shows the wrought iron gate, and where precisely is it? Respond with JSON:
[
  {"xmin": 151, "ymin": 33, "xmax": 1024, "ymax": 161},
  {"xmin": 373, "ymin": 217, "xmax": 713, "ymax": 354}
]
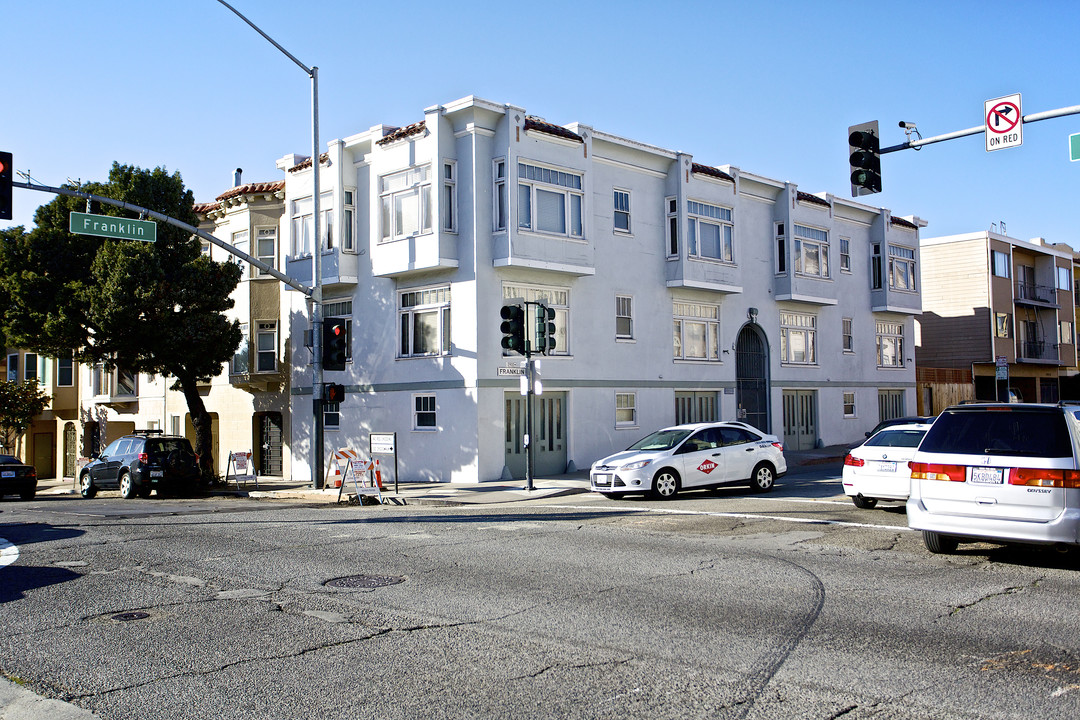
[{"xmin": 736, "ymin": 325, "xmax": 769, "ymax": 432}]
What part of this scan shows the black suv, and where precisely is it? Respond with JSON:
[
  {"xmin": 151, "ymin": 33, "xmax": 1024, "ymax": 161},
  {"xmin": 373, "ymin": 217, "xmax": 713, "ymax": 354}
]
[{"xmin": 79, "ymin": 431, "xmax": 200, "ymax": 499}]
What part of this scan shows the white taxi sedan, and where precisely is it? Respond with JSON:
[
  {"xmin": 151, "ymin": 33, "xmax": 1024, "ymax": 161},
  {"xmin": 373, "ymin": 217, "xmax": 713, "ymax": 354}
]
[
  {"xmin": 590, "ymin": 421, "xmax": 786, "ymax": 499},
  {"xmin": 842, "ymin": 423, "xmax": 932, "ymax": 509}
]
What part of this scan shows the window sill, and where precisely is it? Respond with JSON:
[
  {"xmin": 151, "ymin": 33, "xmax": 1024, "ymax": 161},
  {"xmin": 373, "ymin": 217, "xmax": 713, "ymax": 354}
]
[
  {"xmin": 674, "ymin": 358, "xmax": 723, "ymax": 364},
  {"xmin": 378, "ymin": 231, "xmax": 434, "ymax": 245},
  {"xmin": 516, "ymin": 228, "xmax": 587, "ymax": 244},
  {"xmin": 794, "ymin": 273, "xmax": 833, "ymax": 281},
  {"xmin": 688, "ymin": 256, "xmax": 737, "ymax": 267},
  {"xmin": 616, "ymin": 337, "xmax": 636, "ymax": 344}
]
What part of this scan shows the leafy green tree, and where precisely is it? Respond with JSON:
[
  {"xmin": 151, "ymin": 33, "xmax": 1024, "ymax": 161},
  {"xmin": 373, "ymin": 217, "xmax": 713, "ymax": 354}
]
[
  {"xmin": 0, "ymin": 378, "xmax": 50, "ymax": 454},
  {"xmin": 0, "ymin": 163, "xmax": 242, "ymax": 482}
]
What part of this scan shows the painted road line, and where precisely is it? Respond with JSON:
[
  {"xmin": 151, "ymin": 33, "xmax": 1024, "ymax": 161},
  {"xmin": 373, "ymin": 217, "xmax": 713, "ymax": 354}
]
[
  {"xmin": 546, "ymin": 504, "xmax": 914, "ymax": 532},
  {"xmin": 0, "ymin": 538, "xmax": 19, "ymax": 569}
]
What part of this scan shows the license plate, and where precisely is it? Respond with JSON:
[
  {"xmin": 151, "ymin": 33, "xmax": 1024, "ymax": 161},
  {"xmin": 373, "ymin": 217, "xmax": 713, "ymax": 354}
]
[
  {"xmin": 150, "ymin": 470, "xmax": 164, "ymax": 478},
  {"xmin": 877, "ymin": 461, "xmax": 897, "ymax": 472},
  {"xmin": 1, "ymin": 470, "xmax": 14, "ymax": 478},
  {"xmin": 594, "ymin": 474, "xmax": 611, "ymax": 486},
  {"xmin": 969, "ymin": 467, "xmax": 1004, "ymax": 485}
]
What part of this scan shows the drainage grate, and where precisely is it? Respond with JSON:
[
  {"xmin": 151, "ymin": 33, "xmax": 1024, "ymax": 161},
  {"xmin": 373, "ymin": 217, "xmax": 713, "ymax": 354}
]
[
  {"xmin": 112, "ymin": 612, "xmax": 150, "ymax": 622},
  {"xmin": 325, "ymin": 575, "xmax": 405, "ymax": 589}
]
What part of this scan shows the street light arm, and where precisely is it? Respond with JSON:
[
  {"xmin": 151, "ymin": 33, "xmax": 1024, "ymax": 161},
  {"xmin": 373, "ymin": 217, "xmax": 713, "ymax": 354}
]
[{"xmin": 214, "ymin": 0, "xmax": 313, "ymax": 77}]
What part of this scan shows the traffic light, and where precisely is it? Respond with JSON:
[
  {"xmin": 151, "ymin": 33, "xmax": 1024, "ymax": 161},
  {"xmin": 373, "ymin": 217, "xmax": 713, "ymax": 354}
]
[
  {"xmin": 500, "ymin": 303, "xmax": 526, "ymax": 355},
  {"xmin": 535, "ymin": 304, "xmax": 557, "ymax": 355},
  {"xmin": 323, "ymin": 383, "xmax": 345, "ymax": 403},
  {"xmin": 848, "ymin": 121, "xmax": 881, "ymax": 196},
  {"xmin": 0, "ymin": 151, "xmax": 12, "ymax": 221},
  {"xmin": 322, "ymin": 318, "xmax": 347, "ymax": 371}
]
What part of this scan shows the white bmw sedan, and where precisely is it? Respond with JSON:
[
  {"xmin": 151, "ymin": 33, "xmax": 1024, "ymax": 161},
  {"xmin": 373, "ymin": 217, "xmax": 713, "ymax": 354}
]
[
  {"xmin": 842, "ymin": 423, "xmax": 932, "ymax": 509},
  {"xmin": 590, "ymin": 421, "xmax": 786, "ymax": 499}
]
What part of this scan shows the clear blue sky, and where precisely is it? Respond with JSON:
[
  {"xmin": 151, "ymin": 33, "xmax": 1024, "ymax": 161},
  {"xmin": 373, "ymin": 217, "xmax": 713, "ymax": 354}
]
[{"xmin": 4, "ymin": 0, "xmax": 1080, "ymax": 244}]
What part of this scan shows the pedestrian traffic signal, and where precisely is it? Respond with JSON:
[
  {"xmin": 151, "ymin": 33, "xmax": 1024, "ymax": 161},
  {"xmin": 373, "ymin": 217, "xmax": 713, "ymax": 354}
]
[
  {"xmin": 0, "ymin": 151, "xmax": 12, "ymax": 221},
  {"xmin": 323, "ymin": 383, "xmax": 345, "ymax": 403},
  {"xmin": 500, "ymin": 303, "xmax": 526, "ymax": 355},
  {"xmin": 322, "ymin": 319, "xmax": 347, "ymax": 371},
  {"xmin": 848, "ymin": 121, "xmax": 881, "ymax": 196},
  {"xmin": 535, "ymin": 304, "xmax": 557, "ymax": 355}
]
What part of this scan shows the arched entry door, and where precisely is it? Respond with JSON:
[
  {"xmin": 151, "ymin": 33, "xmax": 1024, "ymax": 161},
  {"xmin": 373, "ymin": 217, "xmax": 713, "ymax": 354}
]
[{"xmin": 736, "ymin": 324, "xmax": 770, "ymax": 433}]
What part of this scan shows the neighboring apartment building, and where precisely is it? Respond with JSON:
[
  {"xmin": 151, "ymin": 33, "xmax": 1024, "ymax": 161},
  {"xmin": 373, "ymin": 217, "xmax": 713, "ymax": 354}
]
[
  {"xmin": 277, "ymin": 95, "xmax": 925, "ymax": 484},
  {"xmin": 3, "ymin": 349, "xmax": 81, "ymax": 479},
  {"xmin": 917, "ymin": 230, "xmax": 1077, "ymax": 413}
]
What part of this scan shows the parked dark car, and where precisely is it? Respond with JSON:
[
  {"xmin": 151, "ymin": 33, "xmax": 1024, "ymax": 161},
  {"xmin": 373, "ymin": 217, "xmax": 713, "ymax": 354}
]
[
  {"xmin": 0, "ymin": 454, "xmax": 37, "ymax": 500},
  {"xmin": 79, "ymin": 431, "xmax": 200, "ymax": 499},
  {"xmin": 864, "ymin": 415, "xmax": 936, "ymax": 439}
]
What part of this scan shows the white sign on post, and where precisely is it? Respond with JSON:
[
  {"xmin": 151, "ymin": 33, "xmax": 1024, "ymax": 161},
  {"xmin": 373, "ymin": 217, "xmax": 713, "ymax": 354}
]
[{"xmin": 985, "ymin": 93, "xmax": 1023, "ymax": 152}]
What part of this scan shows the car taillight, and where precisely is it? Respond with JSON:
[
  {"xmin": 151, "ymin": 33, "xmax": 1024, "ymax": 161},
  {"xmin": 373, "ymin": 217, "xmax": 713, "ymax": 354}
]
[
  {"xmin": 844, "ymin": 454, "xmax": 865, "ymax": 467},
  {"xmin": 909, "ymin": 462, "xmax": 965, "ymax": 482},
  {"xmin": 138, "ymin": 453, "xmax": 148, "ymax": 464},
  {"xmin": 771, "ymin": 442, "xmax": 783, "ymax": 452},
  {"xmin": 1010, "ymin": 468, "xmax": 1080, "ymax": 488}
]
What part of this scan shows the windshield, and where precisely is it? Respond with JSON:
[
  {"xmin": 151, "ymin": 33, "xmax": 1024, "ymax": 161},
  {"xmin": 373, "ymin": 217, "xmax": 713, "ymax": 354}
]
[
  {"xmin": 627, "ymin": 429, "xmax": 692, "ymax": 452},
  {"xmin": 865, "ymin": 428, "xmax": 927, "ymax": 448},
  {"xmin": 919, "ymin": 408, "xmax": 1072, "ymax": 458}
]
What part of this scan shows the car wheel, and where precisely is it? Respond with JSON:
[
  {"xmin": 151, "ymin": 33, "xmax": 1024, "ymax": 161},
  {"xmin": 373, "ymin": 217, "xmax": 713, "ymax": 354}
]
[
  {"xmin": 750, "ymin": 463, "xmax": 776, "ymax": 493},
  {"xmin": 852, "ymin": 494, "xmax": 878, "ymax": 509},
  {"xmin": 650, "ymin": 469, "xmax": 680, "ymax": 499},
  {"xmin": 119, "ymin": 472, "xmax": 136, "ymax": 499},
  {"xmin": 79, "ymin": 473, "xmax": 97, "ymax": 499},
  {"xmin": 923, "ymin": 530, "xmax": 960, "ymax": 554},
  {"xmin": 19, "ymin": 488, "xmax": 36, "ymax": 501}
]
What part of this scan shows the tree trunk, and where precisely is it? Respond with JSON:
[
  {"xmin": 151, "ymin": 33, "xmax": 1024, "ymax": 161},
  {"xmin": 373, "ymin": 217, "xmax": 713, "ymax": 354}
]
[{"xmin": 177, "ymin": 372, "xmax": 216, "ymax": 485}]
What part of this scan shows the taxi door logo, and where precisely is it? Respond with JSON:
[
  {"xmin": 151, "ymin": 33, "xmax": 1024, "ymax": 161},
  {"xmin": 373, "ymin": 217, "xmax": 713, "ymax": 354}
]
[{"xmin": 697, "ymin": 459, "xmax": 718, "ymax": 474}]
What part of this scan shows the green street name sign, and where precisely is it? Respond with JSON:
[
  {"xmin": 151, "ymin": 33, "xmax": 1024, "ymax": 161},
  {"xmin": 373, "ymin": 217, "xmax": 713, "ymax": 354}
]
[
  {"xmin": 1071, "ymin": 133, "xmax": 1080, "ymax": 162},
  {"xmin": 69, "ymin": 211, "xmax": 157, "ymax": 242}
]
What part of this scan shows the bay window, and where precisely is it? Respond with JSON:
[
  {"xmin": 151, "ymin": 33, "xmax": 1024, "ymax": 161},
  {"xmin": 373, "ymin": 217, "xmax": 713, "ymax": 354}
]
[{"xmin": 517, "ymin": 162, "xmax": 583, "ymax": 238}]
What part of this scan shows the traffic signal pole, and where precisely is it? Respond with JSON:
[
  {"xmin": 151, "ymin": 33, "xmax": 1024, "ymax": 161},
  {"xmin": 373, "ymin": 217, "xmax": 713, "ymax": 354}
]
[{"xmin": 877, "ymin": 104, "xmax": 1080, "ymax": 155}]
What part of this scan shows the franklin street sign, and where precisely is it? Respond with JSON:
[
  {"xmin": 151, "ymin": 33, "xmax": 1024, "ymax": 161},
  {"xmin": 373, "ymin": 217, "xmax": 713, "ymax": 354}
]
[{"xmin": 69, "ymin": 211, "xmax": 157, "ymax": 242}]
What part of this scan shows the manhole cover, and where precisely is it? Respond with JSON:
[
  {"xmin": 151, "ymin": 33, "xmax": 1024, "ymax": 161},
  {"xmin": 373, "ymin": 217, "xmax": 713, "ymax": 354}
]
[
  {"xmin": 325, "ymin": 574, "xmax": 405, "ymax": 589},
  {"xmin": 112, "ymin": 612, "xmax": 150, "ymax": 622}
]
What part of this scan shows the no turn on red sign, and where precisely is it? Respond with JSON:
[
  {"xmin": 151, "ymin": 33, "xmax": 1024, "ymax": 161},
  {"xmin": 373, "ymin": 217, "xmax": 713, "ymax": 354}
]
[{"xmin": 985, "ymin": 93, "xmax": 1023, "ymax": 151}]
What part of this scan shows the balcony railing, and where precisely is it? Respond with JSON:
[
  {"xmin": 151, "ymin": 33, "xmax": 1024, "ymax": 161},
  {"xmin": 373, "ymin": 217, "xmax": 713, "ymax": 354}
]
[
  {"xmin": 1015, "ymin": 281, "xmax": 1057, "ymax": 305},
  {"xmin": 1019, "ymin": 340, "xmax": 1058, "ymax": 361}
]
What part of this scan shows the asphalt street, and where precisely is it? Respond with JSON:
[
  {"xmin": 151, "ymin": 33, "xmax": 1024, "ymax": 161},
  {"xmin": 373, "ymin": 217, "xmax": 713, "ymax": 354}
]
[{"xmin": 3, "ymin": 461, "xmax": 1080, "ymax": 719}]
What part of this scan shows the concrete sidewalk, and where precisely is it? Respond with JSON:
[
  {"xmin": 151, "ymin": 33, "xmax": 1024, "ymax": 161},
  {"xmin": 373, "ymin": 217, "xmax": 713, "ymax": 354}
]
[{"xmin": 36, "ymin": 445, "xmax": 849, "ymax": 506}]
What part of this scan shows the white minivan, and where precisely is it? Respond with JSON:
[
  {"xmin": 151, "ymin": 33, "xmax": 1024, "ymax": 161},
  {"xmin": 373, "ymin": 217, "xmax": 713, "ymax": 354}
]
[{"xmin": 907, "ymin": 403, "xmax": 1080, "ymax": 553}]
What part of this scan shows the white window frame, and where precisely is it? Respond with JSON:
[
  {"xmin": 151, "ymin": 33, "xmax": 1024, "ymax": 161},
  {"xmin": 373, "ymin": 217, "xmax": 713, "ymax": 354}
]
[
  {"xmin": 255, "ymin": 227, "xmax": 276, "ymax": 276},
  {"xmin": 793, "ymin": 224, "xmax": 830, "ymax": 279},
  {"xmin": 343, "ymin": 190, "xmax": 355, "ymax": 252},
  {"xmin": 871, "ymin": 243, "xmax": 883, "ymax": 290},
  {"xmin": 1059, "ymin": 266, "xmax": 1072, "ymax": 291},
  {"xmin": 842, "ymin": 318, "xmax": 854, "ymax": 353},
  {"xmin": 413, "ymin": 393, "xmax": 437, "ymax": 430},
  {"xmin": 291, "ymin": 197, "xmax": 313, "ymax": 258},
  {"xmin": 888, "ymin": 245, "xmax": 917, "ymax": 292},
  {"xmin": 666, "ymin": 197, "xmax": 679, "ymax": 258},
  {"xmin": 876, "ymin": 321, "xmax": 905, "ymax": 368},
  {"xmin": 231, "ymin": 230, "xmax": 249, "ymax": 275},
  {"xmin": 503, "ymin": 284, "xmax": 570, "ymax": 356},
  {"xmin": 616, "ymin": 295, "xmax": 634, "ymax": 340},
  {"xmin": 992, "ymin": 250, "xmax": 1011, "ymax": 278},
  {"xmin": 673, "ymin": 301, "xmax": 720, "ymax": 362},
  {"xmin": 687, "ymin": 200, "xmax": 733, "ymax": 263},
  {"xmin": 256, "ymin": 322, "xmax": 277, "ymax": 373},
  {"xmin": 57, "ymin": 357, "xmax": 74, "ymax": 387},
  {"xmin": 995, "ymin": 313, "xmax": 1012, "ymax": 338},
  {"xmin": 775, "ymin": 222, "xmax": 786, "ymax": 273},
  {"xmin": 232, "ymin": 322, "xmax": 250, "ymax": 374},
  {"xmin": 1060, "ymin": 320, "xmax": 1075, "ymax": 346},
  {"xmin": 780, "ymin": 311, "xmax": 817, "ymax": 365},
  {"xmin": 494, "ymin": 159, "xmax": 507, "ymax": 232},
  {"xmin": 843, "ymin": 391, "xmax": 857, "ymax": 418},
  {"xmin": 840, "ymin": 237, "xmax": 851, "ymax": 273},
  {"xmin": 517, "ymin": 161, "xmax": 583, "ymax": 239},
  {"xmin": 399, "ymin": 287, "xmax": 451, "ymax": 358},
  {"xmin": 441, "ymin": 161, "xmax": 457, "ymax": 233},
  {"xmin": 380, "ymin": 165, "xmax": 432, "ymax": 243},
  {"xmin": 615, "ymin": 392, "xmax": 637, "ymax": 427},
  {"xmin": 613, "ymin": 188, "xmax": 631, "ymax": 234}
]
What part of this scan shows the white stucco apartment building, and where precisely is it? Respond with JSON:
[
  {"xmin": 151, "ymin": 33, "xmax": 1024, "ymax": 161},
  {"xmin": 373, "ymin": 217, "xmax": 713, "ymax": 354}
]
[{"xmin": 277, "ymin": 95, "xmax": 925, "ymax": 484}]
